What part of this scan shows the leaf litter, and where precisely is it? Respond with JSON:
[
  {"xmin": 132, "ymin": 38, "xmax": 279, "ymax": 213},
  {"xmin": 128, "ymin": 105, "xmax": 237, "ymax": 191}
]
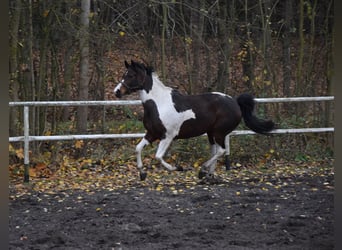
[
  {"xmin": 9, "ymin": 145, "xmax": 334, "ymax": 198},
  {"xmin": 9, "ymin": 153, "xmax": 334, "ymax": 249}
]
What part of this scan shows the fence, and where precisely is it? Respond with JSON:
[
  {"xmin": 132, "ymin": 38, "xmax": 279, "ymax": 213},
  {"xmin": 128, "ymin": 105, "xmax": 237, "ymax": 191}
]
[{"xmin": 9, "ymin": 96, "xmax": 334, "ymax": 182}]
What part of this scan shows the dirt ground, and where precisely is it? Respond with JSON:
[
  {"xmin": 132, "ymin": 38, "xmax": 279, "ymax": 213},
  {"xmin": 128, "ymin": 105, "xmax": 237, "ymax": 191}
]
[{"xmin": 9, "ymin": 162, "xmax": 334, "ymax": 250}]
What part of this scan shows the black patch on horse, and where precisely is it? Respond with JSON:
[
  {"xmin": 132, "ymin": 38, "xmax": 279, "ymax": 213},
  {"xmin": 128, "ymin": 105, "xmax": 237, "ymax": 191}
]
[
  {"xmin": 171, "ymin": 90, "xmax": 192, "ymax": 112},
  {"xmin": 131, "ymin": 61, "xmax": 154, "ymax": 93},
  {"xmin": 143, "ymin": 75, "xmax": 153, "ymax": 93},
  {"xmin": 142, "ymin": 99, "xmax": 167, "ymax": 142}
]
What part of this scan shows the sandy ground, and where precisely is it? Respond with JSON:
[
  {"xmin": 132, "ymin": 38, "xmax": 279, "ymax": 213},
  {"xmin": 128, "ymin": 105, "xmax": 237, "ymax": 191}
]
[{"xmin": 9, "ymin": 163, "xmax": 334, "ymax": 250}]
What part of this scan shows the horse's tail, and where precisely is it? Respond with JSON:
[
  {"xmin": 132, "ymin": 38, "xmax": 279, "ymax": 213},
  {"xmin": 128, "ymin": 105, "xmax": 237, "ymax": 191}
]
[{"xmin": 237, "ymin": 93, "xmax": 275, "ymax": 135}]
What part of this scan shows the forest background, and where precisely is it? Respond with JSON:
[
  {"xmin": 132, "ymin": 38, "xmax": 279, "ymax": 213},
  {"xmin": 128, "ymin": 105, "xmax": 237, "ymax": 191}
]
[{"xmin": 9, "ymin": 0, "xmax": 334, "ymax": 179}]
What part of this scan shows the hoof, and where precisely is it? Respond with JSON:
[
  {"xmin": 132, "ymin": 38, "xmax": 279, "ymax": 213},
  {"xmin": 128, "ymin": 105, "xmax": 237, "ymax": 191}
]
[
  {"xmin": 176, "ymin": 165, "xmax": 184, "ymax": 171},
  {"xmin": 140, "ymin": 171, "xmax": 147, "ymax": 181},
  {"xmin": 225, "ymin": 156, "xmax": 231, "ymax": 171},
  {"xmin": 198, "ymin": 170, "xmax": 207, "ymax": 179}
]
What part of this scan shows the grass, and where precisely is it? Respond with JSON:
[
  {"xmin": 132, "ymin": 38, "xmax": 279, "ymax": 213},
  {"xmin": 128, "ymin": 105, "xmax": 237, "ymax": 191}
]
[{"xmin": 10, "ymin": 108, "xmax": 334, "ymax": 170}]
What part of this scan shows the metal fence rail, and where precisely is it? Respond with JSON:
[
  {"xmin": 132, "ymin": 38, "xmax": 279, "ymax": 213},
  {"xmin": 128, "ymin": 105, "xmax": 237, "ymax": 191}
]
[{"xmin": 9, "ymin": 96, "xmax": 334, "ymax": 182}]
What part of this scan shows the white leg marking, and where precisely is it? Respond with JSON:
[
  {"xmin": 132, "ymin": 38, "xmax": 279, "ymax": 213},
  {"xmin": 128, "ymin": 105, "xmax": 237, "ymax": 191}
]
[
  {"xmin": 203, "ymin": 145, "xmax": 225, "ymax": 174},
  {"xmin": 209, "ymin": 144, "xmax": 218, "ymax": 168},
  {"xmin": 136, "ymin": 138, "xmax": 149, "ymax": 170},
  {"xmin": 224, "ymin": 135, "xmax": 230, "ymax": 156},
  {"xmin": 211, "ymin": 144, "xmax": 217, "ymax": 156},
  {"xmin": 155, "ymin": 137, "xmax": 177, "ymax": 171}
]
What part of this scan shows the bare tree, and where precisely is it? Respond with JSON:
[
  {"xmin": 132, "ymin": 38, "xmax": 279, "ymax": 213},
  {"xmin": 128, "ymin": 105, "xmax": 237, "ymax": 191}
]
[
  {"xmin": 9, "ymin": 0, "xmax": 22, "ymax": 136},
  {"xmin": 296, "ymin": 0, "xmax": 304, "ymax": 96},
  {"xmin": 216, "ymin": 0, "xmax": 230, "ymax": 93},
  {"xmin": 77, "ymin": 0, "xmax": 91, "ymax": 134},
  {"xmin": 282, "ymin": 0, "xmax": 293, "ymax": 97}
]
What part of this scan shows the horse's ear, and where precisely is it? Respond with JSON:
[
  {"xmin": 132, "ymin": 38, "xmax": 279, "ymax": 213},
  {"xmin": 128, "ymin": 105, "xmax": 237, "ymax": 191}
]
[
  {"xmin": 124, "ymin": 60, "xmax": 130, "ymax": 68},
  {"xmin": 131, "ymin": 60, "xmax": 136, "ymax": 67}
]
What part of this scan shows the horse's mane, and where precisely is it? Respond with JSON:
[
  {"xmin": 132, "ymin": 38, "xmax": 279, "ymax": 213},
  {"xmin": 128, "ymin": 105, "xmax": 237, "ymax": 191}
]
[{"xmin": 133, "ymin": 60, "xmax": 154, "ymax": 76}]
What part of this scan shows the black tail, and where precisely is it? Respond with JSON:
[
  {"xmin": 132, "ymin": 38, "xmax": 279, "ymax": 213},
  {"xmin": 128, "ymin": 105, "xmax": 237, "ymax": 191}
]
[{"xmin": 237, "ymin": 93, "xmax": 275, "ymax": 134}]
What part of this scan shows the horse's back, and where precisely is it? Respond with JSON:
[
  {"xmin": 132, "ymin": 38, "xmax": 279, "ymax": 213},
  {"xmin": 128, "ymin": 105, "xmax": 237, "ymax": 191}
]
[
  {"xmin": 172, "ymin": 90, "xmax": 236, "ymax": 112},
  {"xmin": 174, "ymin": 91, "xmax": 242, "ymax": 139}
]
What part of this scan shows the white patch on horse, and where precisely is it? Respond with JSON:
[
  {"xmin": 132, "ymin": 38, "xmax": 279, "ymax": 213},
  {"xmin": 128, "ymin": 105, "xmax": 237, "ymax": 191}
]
[
  {"xmin": 114, "ymin": 70, "xmax": 129, "ymax": 93},
  {"xmin": 140, "ymin": 73, "xmax": 196, "ymax": 138},
  {"xmin": 211, "ymin": 91, "xmax": 232, "ymax": 98},
  {"xmin": 114, "ymin": 82, "xmax": 122, "ymax": 93}
]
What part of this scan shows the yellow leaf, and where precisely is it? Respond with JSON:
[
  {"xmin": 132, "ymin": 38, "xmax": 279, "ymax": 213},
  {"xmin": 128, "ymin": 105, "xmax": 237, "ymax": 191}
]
[
  {"xmin": 264, "ymin": 80, "xmax": 272, "ymax": 86},
  {"xmin": 44, "ymin": 130, "xmax": 51, "ymax": 136},
  {"xmin": 82, "ymin": 159, "xmax": 92, "ymax": 164},
  {"xmin": 43, "ymin": 10, "xmax": 50, "ymax": 18},
  {"xmin": 185, "ymin": 37, "xmax": 192, "ymax": 45},
  {"xmin": 75, "ymin": 140, "xmax": 84, "ymax": 149},
  {"xmin": 9, "ymin": 144, "xmax": 15, "ymax": 153},
  {"xmin": 43, "ymin": 151, "xmax": 51, "ymax": 159},
  {"xmin": 29, "ymin": 168, "xmax": 37, "ymax": 177},
  {"xmin": 15, "ymin": 148, "xmax": 24, "ymax": 159}
]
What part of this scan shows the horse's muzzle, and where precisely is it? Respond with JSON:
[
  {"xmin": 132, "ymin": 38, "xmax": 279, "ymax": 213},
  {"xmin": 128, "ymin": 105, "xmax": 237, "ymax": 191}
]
[{"xmin": 115, "ymin": 89, "xmax": 122, "ymax": 98}]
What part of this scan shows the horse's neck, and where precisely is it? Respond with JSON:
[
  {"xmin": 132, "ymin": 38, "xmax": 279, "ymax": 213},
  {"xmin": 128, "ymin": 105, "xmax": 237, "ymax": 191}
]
[
  {"xmin": 140, "ymin": 73, "xmax": 171, "ymax": 102},
  {"xmin": 151, "ymin": 73, "xmax": 170, "ymax": 91}
]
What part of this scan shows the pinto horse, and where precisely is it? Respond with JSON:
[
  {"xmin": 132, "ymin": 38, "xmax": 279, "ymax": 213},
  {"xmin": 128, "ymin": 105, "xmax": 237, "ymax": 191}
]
[{"xmin": 114, "ymin": 60, "xmax": 275, "ymax": 181}]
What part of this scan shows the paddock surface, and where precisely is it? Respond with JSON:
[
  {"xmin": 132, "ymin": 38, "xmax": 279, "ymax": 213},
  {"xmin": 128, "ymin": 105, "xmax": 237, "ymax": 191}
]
[{"xmin": 9, "ymin": 163, "xmax": 334, "ymax": 250}]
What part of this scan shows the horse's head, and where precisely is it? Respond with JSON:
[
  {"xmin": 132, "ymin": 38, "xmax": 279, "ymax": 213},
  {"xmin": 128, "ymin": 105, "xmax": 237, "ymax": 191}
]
[{"xmin": 114, "ymin": 60, "xmax": 151, "ymax": 98}]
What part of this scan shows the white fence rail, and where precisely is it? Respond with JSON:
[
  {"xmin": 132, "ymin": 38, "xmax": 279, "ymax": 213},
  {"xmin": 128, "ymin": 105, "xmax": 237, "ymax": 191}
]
[{"xmin": 9, "ymin": 96, "xmax": 334, "ymax": 182}]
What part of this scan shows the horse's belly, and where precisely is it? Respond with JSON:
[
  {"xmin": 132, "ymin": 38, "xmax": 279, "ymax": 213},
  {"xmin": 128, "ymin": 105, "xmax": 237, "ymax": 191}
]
[{"xmin": 176, "ymin": 118, "xmax": 209, "ymax": 139}]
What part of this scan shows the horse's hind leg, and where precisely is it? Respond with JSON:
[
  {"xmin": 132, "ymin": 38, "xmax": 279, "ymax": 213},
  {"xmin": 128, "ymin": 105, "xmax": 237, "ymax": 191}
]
[
  {"xmin": 224, "ymin": 135, "xmax": 231, "ymax": 170},
  {"xmin": 136, "ymin": 137, "xmax": 150, "ymax": 180},
  {"xmin": 198, "ymin": 144, "xmax": 225, "ymax": 179}
]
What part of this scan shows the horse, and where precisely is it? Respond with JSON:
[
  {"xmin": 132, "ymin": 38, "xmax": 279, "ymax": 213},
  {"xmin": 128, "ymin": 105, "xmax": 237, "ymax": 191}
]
[{"xmin": 114, "ymin": 60, "xmax": 275, "ymax": 181}]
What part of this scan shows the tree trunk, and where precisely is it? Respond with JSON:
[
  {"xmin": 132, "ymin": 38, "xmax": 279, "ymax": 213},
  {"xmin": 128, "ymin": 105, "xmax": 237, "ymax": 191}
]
[
  {"xmin": 179, "ymin": 1, "xmax": 192, "ymax": 93},
  {"xmin": 77, "ymin": 0, "xmax": 90, "ymax": 134},
  {"xmin": 9, "ymin": 0, "xmax": 22, "ymax": 136},
  {"xmin": 191, "ymin": 0, "xmax": 205, "ymax": 93},
  {"xmin": 216, "ymin": 0, "xmax": 230, "ymax": 93},
  {"xmin": 282, "ymin": 0, "xmax": 292, "ymax": 97},
  {"xmin": 296, "ymin": 0, "xmax": 304, "ymax": 96},
  {"xmin": 62, "ymin": 45, "xmax": 74, "ymax": 122},
  {"xmin": 241, "ymin": 0, "xmax": 254, "ymax": 92},
  {"xmin": 324, "ymin": 0, "xmax": 333, "ymax": 128},
  {"xmin": 259, "ymin": 0, "xmax": 273, "ymax": 97},
  {"xmin": 160, "ymin": 1, "xmax": 168, "ymax": 81},
  {"xmin": 306, "ymin": 0, "xmax": 317, "ymax": 97}
]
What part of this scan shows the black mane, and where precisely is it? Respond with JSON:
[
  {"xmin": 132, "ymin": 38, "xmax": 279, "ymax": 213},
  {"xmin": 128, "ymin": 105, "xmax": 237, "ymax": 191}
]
[{"xmin": 132, "ymin": 60, "xmax": 154, "ymax": 76}]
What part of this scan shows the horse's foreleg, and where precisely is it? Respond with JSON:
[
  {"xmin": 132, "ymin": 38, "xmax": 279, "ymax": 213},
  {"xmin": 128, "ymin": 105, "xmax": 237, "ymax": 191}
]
[
  {"xmin": 136, "ymin": 137, "xmax": 150, "ymax": 180},
  {"xmin": 155, "ymin": 137, "xmax": 178, "ymax": 171}
]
